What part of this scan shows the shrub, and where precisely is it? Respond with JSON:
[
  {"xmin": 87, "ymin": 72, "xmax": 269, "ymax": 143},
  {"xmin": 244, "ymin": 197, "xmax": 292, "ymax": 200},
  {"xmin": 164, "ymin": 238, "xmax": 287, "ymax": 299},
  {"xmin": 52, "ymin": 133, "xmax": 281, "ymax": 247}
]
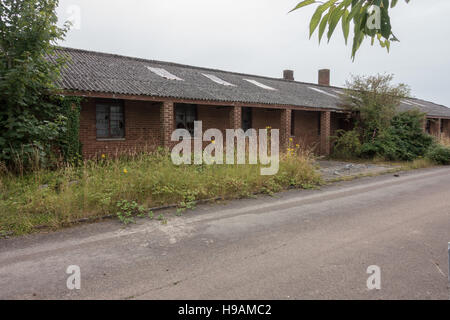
[
  {"xmin": 359, "ymin": 131, "xmax": 397, "ymax": 160},
  {"xmin": 358, "ymin": 111, "xmax": 433, "ymax": 161},
  {"xmin": 426, "ymin": 145, "xmax": 450, "ymax": 165},
  {"xmin": 331, "ymin": 129, "xmax": 362, "ymax": 159},
  {"xmin": 386, "ymin": 111, "xmax": 434, "ymax": 161}
]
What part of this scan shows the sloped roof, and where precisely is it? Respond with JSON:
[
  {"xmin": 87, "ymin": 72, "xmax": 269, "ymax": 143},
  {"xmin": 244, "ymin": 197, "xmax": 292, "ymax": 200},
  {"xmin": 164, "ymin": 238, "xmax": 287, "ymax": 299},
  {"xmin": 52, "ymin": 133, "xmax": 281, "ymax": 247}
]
[{"xmin": 54, "ymin": 47, "xmax": 450, "ymax": 118}]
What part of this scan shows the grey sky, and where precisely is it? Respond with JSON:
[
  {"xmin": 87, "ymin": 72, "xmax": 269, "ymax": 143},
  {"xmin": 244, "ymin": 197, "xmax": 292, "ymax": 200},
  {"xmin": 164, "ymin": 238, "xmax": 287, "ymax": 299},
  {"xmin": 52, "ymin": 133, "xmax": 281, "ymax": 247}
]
[{"xmin": 56, "ymin": 0, "xmax": 450, "ymax": 107}]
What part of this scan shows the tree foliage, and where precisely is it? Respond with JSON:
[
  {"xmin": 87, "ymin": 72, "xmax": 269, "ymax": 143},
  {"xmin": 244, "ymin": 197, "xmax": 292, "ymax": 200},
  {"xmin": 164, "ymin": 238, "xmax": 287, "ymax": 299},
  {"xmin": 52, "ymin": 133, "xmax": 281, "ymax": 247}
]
[
  {"xmin": 340, "ymin": 73, "xmax": 410, "ymax": 142},
  {"xmin": 0, "ymin": 0, "xmax": 73, "ymax": 170},
  {"xmin": 290, "ymin": 0, "xmax": 411, "ymax": 59},
  {"xmin": 333, "ymin": 73, "xmax": 433, "ymax": 161}
]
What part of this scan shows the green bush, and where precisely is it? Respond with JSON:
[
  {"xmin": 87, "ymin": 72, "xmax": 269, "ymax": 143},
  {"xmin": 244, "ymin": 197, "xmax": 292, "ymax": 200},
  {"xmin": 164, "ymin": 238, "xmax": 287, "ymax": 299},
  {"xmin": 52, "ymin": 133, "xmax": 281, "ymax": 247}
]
[
  {"xmin": 359, "ymin": 111, "xmax": 433, "ymax": 161},
  {"xmin": 331, "ymin": 129, "xmax": 362, "ymax": 159},
  {"xmin": 426, "ymin": 145, "xmax": 450, "ymax": 165}
]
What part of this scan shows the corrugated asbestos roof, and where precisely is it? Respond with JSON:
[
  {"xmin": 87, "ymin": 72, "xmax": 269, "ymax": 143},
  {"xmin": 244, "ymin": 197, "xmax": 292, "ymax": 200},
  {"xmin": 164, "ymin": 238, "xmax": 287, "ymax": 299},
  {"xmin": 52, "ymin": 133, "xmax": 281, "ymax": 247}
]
[{"xmin": 54, "ymin": 47, "xmax": 450, "ymax": 118}]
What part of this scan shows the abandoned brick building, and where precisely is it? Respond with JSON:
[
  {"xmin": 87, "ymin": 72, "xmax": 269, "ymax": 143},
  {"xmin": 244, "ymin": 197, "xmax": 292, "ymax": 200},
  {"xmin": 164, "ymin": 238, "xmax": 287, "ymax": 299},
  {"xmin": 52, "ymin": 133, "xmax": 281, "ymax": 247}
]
[{"xmin": 55, "ymin": 47, "xmax": 450, "ymax": 158}]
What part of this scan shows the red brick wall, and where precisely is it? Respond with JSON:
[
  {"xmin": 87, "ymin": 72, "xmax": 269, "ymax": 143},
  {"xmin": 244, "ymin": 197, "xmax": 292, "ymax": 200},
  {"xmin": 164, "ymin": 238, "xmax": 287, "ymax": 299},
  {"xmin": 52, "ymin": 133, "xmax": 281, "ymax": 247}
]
[
  {"xmin": 442, "ymin": 119, "xmax": 450, "ymax": 138},
  {"xmin": 197, "ymin": 105, "xmax": 233, "ymax": 132},
  {"xmin": 251, "ymin": 108, "xmax": 282, "ymax": 130},
  {"xmin": 292, "ymin": 110, "xmax": 321, "ymax": 152},
  {"xmin": 80, "ymin": 98, "xmax": 161, "ymax": 158},
  {"xmin": 80, "ymin": 98, "xmax": 346, "ymax": 157},
  {"xmin": 428, "ymin": 118, "xmax": 441, "ymax": 138}
]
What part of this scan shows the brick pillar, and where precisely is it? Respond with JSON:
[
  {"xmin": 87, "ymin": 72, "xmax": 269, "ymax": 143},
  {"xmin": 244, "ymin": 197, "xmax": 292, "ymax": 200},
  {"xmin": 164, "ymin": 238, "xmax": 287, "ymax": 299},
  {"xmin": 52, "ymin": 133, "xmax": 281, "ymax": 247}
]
[
  {"xmin": 280, "ymin": 108, "xmax": 292, "ymax": 150},
  {"xmin": 320, "ymin": 111, "xmax": 331, "ymax": 156},
  {"xmin": 160, "ymin": 101, "xmax": 174, "ymax": 148},
  {"xmin": 437, "ymin": 118, "xmax": 442, "ymax": 139},
  {"xmin": 230, "ymin": 105, "xmax": 242, "ymax": 129}
]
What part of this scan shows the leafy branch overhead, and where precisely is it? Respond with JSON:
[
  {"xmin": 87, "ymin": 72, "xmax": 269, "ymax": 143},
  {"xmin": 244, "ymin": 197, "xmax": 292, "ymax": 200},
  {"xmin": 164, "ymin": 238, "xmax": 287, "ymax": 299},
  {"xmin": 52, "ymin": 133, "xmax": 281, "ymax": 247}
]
[{"xmin": 290, "ymin": 0, "xmax": 411, "ymax": 59}]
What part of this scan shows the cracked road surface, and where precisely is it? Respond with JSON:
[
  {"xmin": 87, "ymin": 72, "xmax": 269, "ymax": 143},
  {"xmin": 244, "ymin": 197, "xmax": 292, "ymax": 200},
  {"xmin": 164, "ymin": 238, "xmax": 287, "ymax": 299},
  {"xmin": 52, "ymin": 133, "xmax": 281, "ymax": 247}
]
[{"xmin": 1, "ymin": 168, "xmax": 449, "ymax": 300}]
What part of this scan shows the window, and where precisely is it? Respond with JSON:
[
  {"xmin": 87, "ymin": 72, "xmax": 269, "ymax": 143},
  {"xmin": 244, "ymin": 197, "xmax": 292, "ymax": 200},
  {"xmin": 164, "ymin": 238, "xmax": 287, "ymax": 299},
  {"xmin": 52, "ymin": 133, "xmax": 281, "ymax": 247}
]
[
  {"xmin": 175, "ymin": 105, "xmax": 197, "ymax": 135},
  {"xmin": 318, "ymin": 113, "xmax": 322, "ymax": 136},
  {"xmin": 426, "ymin": 120, "xmax": 431, "ymax": 134},
  {"xmin": 441, "ymin": 120, "xmax": 445, "ymax": 133},
  {"xmin": 202, "ymin": 74, "xmax": 235, "ymax": 86},
  {"xmin": 291, "ymin": 111, "xmax": 295, "ymax": 136},
  {"xmin": 243, "ymin": 79, "xmax": 276, "ymax": 91},
  {"xmin": 146, "ymin": 66, "xmax": 184, "ymax": 81},
  {"xmin": 96, "ymin": 100, "xmax": 125, "ymax": 139},
  {"xmin": 242, "ymin": 107, "xmax": 252, "ymax": 132}
]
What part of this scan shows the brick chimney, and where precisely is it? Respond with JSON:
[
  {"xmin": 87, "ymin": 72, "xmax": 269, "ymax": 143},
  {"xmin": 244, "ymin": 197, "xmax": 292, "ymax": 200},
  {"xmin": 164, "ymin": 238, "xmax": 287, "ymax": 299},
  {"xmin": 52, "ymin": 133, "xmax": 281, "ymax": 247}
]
[
  {"xmin": 318, "ymin": 69, "xmax": 330, "ymax": 86},
  {"xmin": 283, "ymin": 70, "xmax": 294, "ymax": 81}
]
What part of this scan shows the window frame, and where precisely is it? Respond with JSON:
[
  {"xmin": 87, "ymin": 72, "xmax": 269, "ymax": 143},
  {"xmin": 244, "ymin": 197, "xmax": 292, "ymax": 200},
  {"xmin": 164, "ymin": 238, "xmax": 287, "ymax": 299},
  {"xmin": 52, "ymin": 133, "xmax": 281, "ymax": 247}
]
[
  {"xmin": 175, "ymin": 104, "xmax": 198, "ymax": 136},
  {"xmin": 96, "ymin": 99, "xmax": 125, "ymax": 140}
]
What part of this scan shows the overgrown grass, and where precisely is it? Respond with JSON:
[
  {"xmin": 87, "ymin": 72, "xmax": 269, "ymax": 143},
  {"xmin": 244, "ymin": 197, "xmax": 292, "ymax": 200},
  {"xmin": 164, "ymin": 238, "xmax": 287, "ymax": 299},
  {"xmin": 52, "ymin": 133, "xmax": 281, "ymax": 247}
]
[{"xmin": 0, "ymin": 149, "xmax": 321, "ymax": 236}]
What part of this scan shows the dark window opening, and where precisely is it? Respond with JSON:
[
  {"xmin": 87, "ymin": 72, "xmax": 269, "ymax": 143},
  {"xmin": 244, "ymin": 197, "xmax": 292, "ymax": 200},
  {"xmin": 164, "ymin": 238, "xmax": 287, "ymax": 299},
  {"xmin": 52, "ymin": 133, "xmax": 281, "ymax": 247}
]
[
  {"xmin": 96, "ymin": 100, "xmax": 125, "ymax": 139},
  {"xmin": 441, "ymin": 120, "xmax": 444, "ymax": 133},
  {"xmin": 242, "ymin": 107, "xmax": 252, "ymax": 132},
  {"xmin": 176, "ymin": 104, "xmax": 197, "ymax": 135},
  {"xmin": 426, "ymin": 120, "xmax": 431, "ymax": 134},
  {"xmin": 291, "ymin": 111, "xmax": 295, "ymax": 136},
  {"xmin": 318, "ymin": 113, "xmax": 322, "ymax": 136}
]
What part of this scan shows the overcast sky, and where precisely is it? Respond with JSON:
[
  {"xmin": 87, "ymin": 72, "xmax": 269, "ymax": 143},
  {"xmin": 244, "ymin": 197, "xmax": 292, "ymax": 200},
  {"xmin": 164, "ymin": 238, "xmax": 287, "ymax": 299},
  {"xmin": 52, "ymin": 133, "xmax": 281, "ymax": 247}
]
[{"xmin": 56, "ymin": 0, "xmax": 450, "ymax": 107}]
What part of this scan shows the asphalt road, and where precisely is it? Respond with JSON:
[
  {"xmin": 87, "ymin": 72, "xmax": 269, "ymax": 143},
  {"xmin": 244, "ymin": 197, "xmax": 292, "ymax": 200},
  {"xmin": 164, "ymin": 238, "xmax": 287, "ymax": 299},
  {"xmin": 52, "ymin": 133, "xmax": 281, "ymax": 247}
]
[{"xmin": 1, "ymin": 167, "xmax": 449, "ymax": 300}]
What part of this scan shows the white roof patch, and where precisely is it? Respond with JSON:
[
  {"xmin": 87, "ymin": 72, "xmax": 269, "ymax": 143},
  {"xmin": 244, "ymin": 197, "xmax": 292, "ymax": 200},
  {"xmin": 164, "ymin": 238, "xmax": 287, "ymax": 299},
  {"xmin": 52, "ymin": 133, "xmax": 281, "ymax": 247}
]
[
  {"xmin": 402, "ymin": 100, "xmax": 414, "ymax": 106},
  {"xmin": 147, "ymin": 66, "xmax": 183, "ymax": 81},
  {"xmin": 411, "ymin": 101, "xmax": 426, "ymax": 107},
  {"xmin": 404, "ymin": 99, "xmax": 426, "ymax": 107},
  {"xmin": 244, "ymin": 79, "xmax": 276, "ymax": 91},
  {"xmin": 309, "ymin": 87, "xmax": 339, "ymax": 98},
  {"xmin": 202, "ymin": 74, "xmax": 235, "ymax": 86}
]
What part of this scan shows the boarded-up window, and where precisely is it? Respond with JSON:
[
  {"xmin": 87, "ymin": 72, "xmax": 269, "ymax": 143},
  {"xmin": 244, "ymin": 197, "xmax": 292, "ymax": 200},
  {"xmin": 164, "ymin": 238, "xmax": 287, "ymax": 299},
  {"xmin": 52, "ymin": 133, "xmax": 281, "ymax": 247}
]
[{"xmin": 96, "ymin": 101, "xmax": 125, "ymax": 138}]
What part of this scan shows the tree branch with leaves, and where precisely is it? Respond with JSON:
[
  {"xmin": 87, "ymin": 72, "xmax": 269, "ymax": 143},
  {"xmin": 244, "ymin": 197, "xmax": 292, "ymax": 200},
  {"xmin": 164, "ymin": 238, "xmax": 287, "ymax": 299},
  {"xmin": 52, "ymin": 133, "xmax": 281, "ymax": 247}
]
[{"xmin": 290, "ymin": 0, "xmax": 411, "ymax": 59}]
